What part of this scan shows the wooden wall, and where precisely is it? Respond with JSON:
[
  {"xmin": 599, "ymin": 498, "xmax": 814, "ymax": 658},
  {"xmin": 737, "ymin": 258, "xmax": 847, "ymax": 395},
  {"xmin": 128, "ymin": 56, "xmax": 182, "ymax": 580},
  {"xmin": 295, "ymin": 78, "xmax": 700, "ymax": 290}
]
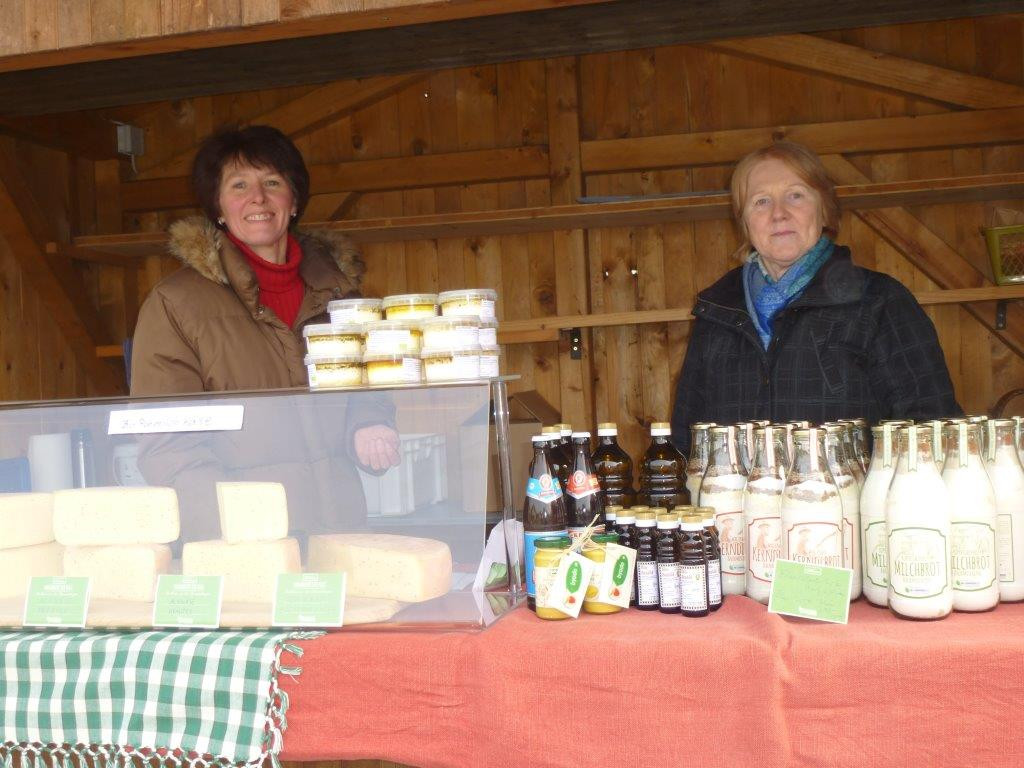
[{"xmin": 2, "ymin": 17, "xmax": 1024, "ymax": 464}]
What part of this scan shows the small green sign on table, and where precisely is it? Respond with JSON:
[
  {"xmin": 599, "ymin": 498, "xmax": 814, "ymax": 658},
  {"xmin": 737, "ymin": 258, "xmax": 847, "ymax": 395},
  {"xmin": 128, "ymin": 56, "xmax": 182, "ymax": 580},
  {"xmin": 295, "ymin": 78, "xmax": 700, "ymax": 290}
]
[
  {"xmin": 768, "ymin": 559, "xmax": 853, "ymax": 624},
  {"xmin": 23, "ymin": 577, "xmax": 90, "ymax": 628},
  {"xmin": 152, "ymin": 575, "xmax": 223, "ymax": 628},
  {"xmin": 273, "ymin": 572, "xmax": 347, "ymax": 627}
]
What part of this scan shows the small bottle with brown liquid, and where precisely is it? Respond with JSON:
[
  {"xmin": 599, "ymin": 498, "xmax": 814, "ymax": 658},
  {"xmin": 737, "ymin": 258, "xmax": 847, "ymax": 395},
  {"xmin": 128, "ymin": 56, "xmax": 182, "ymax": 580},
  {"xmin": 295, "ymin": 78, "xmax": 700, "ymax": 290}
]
[
  {"xmin": 634, "ymin": 511, "xmax": 660, "ymax": 610},
  {"xmin": 592, "ymin": 422, "xmax": 637, "ymax": 508},
  {"xmin": 679, "ymin": 514, "xmax": 710, "ymax": 617},
  {"xmin": 655, "ymin": 512, "xmax": 682, "ymax": 614},
  {"xmin": 638, "ymin": 422, "xmax": 689, "ymax": 509},
  {"xmin": 698, "ymin": 507, "xmax": 724, "ymax": 611},
  {"xmin": 542, "ymin": 426, "xmax": 570, "ymax": 492}
]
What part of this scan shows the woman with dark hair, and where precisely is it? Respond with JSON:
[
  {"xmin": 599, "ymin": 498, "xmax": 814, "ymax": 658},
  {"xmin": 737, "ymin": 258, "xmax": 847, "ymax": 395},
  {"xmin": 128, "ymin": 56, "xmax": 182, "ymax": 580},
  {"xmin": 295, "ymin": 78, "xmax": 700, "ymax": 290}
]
[{"xmin": 131, "ymin": 125, "xmax": 399, "ymax": 541}]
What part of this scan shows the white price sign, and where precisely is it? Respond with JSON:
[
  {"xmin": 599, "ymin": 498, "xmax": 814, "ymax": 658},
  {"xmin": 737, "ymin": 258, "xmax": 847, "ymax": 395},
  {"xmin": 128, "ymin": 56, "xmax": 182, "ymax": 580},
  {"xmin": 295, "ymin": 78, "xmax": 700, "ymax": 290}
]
[{"xmin": 107, "ymin": 405, "xmax": 245, "ymax": 435}]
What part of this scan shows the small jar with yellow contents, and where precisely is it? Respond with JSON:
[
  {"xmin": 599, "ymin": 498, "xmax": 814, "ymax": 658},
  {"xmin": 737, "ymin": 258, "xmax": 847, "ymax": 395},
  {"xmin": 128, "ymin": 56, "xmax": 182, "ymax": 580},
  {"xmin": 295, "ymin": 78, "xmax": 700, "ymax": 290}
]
[
  {"xmin": 533, "ymin": 535, "xmax": 571, "ymax": 620},
  {"xmin": 582, "ymin": 533, "xmax": 625, "ymax": 615}
]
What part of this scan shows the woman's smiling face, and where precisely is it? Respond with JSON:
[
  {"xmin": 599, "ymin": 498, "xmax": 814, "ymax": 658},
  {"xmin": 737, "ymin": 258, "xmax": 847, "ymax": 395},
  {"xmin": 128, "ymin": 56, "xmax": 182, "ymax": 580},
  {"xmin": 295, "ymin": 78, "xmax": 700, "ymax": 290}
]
[{"xmin": 217, "ymin": 160, "xmax": 296, "ymax": 261}]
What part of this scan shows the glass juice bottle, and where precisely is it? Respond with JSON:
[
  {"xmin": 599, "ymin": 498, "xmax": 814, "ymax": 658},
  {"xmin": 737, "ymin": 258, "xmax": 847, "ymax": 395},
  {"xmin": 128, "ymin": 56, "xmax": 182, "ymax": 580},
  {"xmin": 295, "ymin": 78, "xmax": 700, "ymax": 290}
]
[
  {"xmin": 638, "ymin": 422, "xmax": 689, "ymax": 509},
  {"xmin": 592, "ymin": 422, "xmax": 636, "ymax": 508},
  {"xmin": 735, "ymin": 422, "xmax": 756, "ymax": 475},
  {"xmin": 701, "ymin": 426, "xmax": 747, "ymax": 596},
  {"xmin": 743, "ymin": 425, "xmax": 786, "ymax": 605},
  {"xmin": 782, "ymin": 428, "xmax": 843, "ymax": 569},
  {"xmin": 986, "ymin": 419, "xmax": 1024, "ymax": 602},
  {"xmin": 679, "ymin": 514, "xmax": 710, "ymax": 617},
  {"xmin": 566, "ymin": 432, "xmax": 604, "ymax": 539},
  {"xmin": 634, "ymin": 511, "xmax": 659, "ymax": 610},
  {"xmin": 523, "ymin": 435, "xmax": 568, "ymax": 611}
]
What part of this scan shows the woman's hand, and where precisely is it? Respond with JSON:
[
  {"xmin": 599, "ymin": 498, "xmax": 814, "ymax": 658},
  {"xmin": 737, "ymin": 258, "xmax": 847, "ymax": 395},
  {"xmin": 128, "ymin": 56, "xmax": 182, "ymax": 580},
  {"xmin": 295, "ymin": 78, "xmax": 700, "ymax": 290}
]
[{"xmin": 353, "ymin": 424, "xmax": 401, "ymax": 471}]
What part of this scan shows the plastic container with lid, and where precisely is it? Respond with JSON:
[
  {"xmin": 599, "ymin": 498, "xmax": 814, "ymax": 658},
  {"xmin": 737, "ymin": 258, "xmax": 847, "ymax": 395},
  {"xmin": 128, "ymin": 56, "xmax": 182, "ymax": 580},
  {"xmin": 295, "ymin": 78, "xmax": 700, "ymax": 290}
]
[
  {"xmin": 304, "ymin": 354, "xmax": 364, "ymax": 389},
  {"xmin": 382, "ymin": 293, "xmax": 438, "ymax": 320},
  {"xmin": 582, "ymin": 533, "xmax": 626, "ymax": 614},
  {"xmin": 438, "ymin": 289, "xmax": 497, "ymax": 321},
  {"xmin": 302, "ymin": 323, "xmax": 364, "ymax": 357},
  {"xmin": 421, "ymin": 346, "xmax": 482, "ymax": 382},
  {"xmin": 479, "ymin": 345, "xmax": 501, "ymax": 378},
  {"xmin": 533, "ymin": 535, "xmax": 572, "ymax": 620},
  {"xmin": 327, "ymin": 297, "xmax": 383, "ymax": 324},
  {"xmin": 364, "ymin": 320, "xmax": 423, "ymax": 355},
  {"xmin": 420, "ymin": 316, "xmax": 481, "ymax": 350},
  {"xmin": 479, "ymin": 320, "xmax": 498, "ymax": 348},
  {"xmin": 363, "ymin": 351, "xmax": 423, "ymax": 385}
]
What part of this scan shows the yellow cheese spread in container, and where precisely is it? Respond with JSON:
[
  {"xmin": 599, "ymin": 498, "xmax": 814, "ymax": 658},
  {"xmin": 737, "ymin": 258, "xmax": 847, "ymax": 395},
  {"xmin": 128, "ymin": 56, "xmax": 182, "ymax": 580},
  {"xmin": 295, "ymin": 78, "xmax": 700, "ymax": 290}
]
[
  {"xmin": 364, "ymin": 319, "xmax": 423, "ymax": 354},
  {"xmin": 305, "ymin": 354, "xmax": 364, "ymax": 389},
  {"xmin": 327, "ymin": 297, "xmax": 383, "ymax": 324},
  {"xmin": 302, "ymin": 322, "xmax": 364, "ymax": 357},
  {"xmin": 438, "ymin": 289, "xmax": 497, "ymax": 321},
  {"xmin": 382, "ymin": 293, "xmax": 438, "ymax": 320},
  {"xmin": 478, "ymin": 319, "xmax": 498, "ymax": 347},
  {"xmin": 420, "ymin": 316, "xmax": 480, "ymax": 350},
  {"xmin": 421, "ymin": 345, "xmax": 482, "ymax": 382},
  {"xmin": 479, "ymin": 344, "xmax": 501, "ymax": 378},
  {"xmin": 364, "ymin": 351, "xmax": 423, "ymax": 385}
]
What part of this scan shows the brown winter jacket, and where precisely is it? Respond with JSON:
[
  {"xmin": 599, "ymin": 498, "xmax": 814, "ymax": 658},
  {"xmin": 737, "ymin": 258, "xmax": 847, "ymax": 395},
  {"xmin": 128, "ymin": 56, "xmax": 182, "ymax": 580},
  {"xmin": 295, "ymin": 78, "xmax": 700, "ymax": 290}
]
[{"xmin": 130, "ymin": 217, "xmax": 394, "ymax": 544}]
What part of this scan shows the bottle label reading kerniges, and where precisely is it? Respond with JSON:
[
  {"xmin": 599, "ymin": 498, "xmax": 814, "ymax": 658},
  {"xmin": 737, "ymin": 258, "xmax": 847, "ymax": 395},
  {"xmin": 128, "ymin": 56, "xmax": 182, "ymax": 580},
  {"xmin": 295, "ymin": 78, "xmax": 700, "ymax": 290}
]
[{"xmin": 747, "ymin": 517, "xmax": 781, "ymax": 584}]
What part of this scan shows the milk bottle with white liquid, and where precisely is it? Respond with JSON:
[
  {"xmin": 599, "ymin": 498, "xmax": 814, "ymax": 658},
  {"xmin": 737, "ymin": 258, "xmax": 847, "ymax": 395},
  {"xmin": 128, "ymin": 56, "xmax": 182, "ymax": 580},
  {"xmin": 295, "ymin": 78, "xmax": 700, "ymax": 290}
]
[
  {"xmin": 942, "ymin": 422, "xmax": 998, "ymax": 612},
  {"xmin": 860, "ymin": 421, "xmax": 911, "ymax": 606},
  {"xmin": 919, "ymin": 419, "xmax": 947, "ymax": 470},
  {"xmin": 823, "ymin": 424, "xmax": 861, "ymax": 600},
  {"xmin": 685, "ymin": 422, "xmax": 715, "ymax": 506},
  {"xmin": 702, "ymin": 426, "xmax": 747, "ymax": 595},
  {"xmin": 782, "ymin": 428, "xmax": 844, "ymax": 570},
  {"xmin": 743, "ymin": 425, "xmax": 786, "ymax": 604},
  {"xmin": 985, "ymin": 419, "xmax": 1024, "ymax": 602},
  {"xmin": 886, "ymin": 425, "xmax": 952, "ymax": 620}
]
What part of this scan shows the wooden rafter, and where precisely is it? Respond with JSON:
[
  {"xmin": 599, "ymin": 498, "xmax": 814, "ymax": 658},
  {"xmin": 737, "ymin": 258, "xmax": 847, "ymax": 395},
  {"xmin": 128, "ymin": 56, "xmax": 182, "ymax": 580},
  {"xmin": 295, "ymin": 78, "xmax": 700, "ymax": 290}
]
[
  {"xmin": 705, "ymin": 34, "xmax": 1024, "ymax": 109},
  {"xmin": 821, "ymin": 154, "xmax": 1024, "ymax": 360},
  {"xmin": 581, "ymin": 106, "xmax": 1024, "ymax": 173},
  {"xmin": 0, "ymin": 140, "xmax": 123, "ymax": 393},
  {"xmin": 303, "ymin": 192, "xmax": 362, "ymax": 223},
  {"xmin": 0, "ymin": 113, "xmax": 120, "ymax": 159}
]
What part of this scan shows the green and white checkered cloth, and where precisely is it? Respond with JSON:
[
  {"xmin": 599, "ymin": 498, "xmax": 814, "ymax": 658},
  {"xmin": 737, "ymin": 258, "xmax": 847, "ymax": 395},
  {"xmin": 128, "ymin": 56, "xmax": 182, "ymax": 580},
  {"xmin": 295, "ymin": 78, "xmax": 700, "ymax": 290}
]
[{"xmin": 0, "ymin": 630, "xmax": 320, "ymax": 768}]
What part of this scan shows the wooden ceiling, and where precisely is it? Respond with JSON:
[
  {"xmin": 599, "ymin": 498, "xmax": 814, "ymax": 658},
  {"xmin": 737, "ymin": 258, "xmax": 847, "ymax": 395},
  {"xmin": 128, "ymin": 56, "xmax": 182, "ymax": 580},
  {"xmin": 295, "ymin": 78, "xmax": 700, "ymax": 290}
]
[{"xmin": 0, "ymin": 0, "xmax": 1020, "ymax": 116}]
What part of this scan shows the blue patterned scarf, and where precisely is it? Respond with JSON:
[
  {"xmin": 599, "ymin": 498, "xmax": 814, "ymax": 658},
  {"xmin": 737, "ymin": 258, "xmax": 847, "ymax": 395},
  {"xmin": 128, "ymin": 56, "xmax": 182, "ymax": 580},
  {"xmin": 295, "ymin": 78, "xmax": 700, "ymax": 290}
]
[{"xmin": 743, "ymin": 235, "xmax": 834, "ymax": 348}]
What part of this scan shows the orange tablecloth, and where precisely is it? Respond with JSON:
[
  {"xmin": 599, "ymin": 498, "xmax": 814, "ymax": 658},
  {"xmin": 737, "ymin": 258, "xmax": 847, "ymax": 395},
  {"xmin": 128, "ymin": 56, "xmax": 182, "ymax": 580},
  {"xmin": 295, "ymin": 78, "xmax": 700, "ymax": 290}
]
[{"xmin": 280, "ymin": 598, "xmax": 1024, "ymax": 768}]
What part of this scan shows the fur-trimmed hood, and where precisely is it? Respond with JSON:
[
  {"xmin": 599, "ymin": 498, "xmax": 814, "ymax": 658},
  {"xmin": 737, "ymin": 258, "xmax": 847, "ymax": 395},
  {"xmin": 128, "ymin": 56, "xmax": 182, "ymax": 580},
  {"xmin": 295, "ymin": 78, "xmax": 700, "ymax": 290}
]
[{"xmin": 167, "ymin": 216, "xmax": 364, "ymax": 291}]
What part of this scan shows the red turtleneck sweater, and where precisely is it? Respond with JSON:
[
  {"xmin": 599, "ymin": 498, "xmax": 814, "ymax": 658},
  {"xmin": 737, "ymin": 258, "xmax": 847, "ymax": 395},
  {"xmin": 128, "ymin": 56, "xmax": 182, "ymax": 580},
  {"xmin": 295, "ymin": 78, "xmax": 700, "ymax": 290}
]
[{"xmin": 227, "ymin": 232, "xmax": 305, "ymax": 329}]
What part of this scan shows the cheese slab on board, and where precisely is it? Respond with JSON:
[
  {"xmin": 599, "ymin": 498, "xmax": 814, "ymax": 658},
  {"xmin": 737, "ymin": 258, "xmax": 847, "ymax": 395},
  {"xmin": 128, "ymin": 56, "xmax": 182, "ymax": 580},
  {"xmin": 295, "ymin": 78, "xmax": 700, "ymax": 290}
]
[
  {"xmin": 0, "ymin": 492, "xmax": 54, "ymax": 550},
  {"xmin": 182, "ymin": 538, "xmax": 301, "ymax": 603},
  {"xmin": 344, "ymin": 596, "xmax": 402, "ymax": 625},
  {"xmin": 63, "ymin": 544, "xmax": 171, "ymax": 602},
  {"xmin": 53, "ymin": 487, "xmax": 179, "ymax": 545},
  {"xmin": 0, "ymin": 542, "xmax": 63, "ymax": 599},
  {"xmin": 216, "ymin": 482, "xmax": 288, "ymax": 543},
  {"xmin": 307, "ymin": 533, "xmax": 452, "ymax": 603}
]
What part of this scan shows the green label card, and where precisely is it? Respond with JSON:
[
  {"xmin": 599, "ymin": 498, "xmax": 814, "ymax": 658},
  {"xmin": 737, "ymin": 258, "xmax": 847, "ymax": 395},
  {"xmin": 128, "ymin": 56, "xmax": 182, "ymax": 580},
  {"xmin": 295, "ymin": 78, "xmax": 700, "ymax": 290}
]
[
  {"xmin": 272, "ymin": 572, "xmax": 347, "ymax": 627},
  {"xmin": 23, "ymin": 577, "xmax": 90, "ymax": 627},
  {"xmin": 768, "ymin": 559, "xmax": 853, "ymax": 624},
  {"xmin": 152, "ymin": 575, "xmax": 223, "ymax": 628}
]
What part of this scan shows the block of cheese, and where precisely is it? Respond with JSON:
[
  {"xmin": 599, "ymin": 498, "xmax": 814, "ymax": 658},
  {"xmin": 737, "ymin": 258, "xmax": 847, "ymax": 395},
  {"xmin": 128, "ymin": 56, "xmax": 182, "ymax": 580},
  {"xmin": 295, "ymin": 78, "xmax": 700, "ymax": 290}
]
[
  {"xmin": 182, "ymin": 538, "xmax": 300, "ymax": 603},
  {"xmin": 0, "ymin": 542, "xmax": 63, "ymax": 599},
  {"xmin": 0, "ymin": 492, "xmax": 54, "ymax": 550},
  {"xmin": 53, "ymin": 486, "xmax": 179, "ymax": 545},
  {"xmin": 216, "ymin": 482, "xmax": 288, "ymax": 543},
  {"xmin": 63, "ymin": 544, "xmax": 171, "ymax": 602},
  {"xmin": 306, "ymin": 533, "xmax": 452, "ymax": 603}
]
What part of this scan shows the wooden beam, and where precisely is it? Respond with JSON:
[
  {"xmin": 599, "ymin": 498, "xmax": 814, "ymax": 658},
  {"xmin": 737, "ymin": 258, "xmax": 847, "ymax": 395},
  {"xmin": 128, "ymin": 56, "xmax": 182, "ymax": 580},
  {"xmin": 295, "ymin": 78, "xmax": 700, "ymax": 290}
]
[
  {"xmin": 0, "ymin": 141, "xmax": 124, "ymax": 393},
  {"xmin": 46, "ymin": 242, "xmax": 138, "ymax": 269},
  {"xmin": 705, "ymin": 34, "xmax": 1024, "ymax": 109},
  {"xmin": 581, "ymin": 106, "xmax": 1024, "ymax": 173},
  {"xmin": 136, "ymin": 73, "xmax": 428, "ymax": 180},
  {"xmin": 121, "ymin": 146, "xmax": 551, "ymax": 211},
  {"xmin": 821, "ymin": 154, "xmax": 1024, "ymax": 360},
  {"xmin": 79, "ymin": 170, "xmax": 1024, "ymax": 255},
  {"xmin": 303, "ymin": 192, "xmax": 362, "ymax": 223},
  {"xmin": 0, "ymin": 113, "xmax": 119, "ymax": 159}
]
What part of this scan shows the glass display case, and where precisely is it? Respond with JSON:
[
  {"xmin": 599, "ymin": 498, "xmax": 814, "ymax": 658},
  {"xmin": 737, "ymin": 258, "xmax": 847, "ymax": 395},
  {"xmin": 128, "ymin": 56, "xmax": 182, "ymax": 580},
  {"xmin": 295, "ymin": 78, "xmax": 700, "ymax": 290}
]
[{"xmin": 0, "ymin": 379, "xmax": 523, "ymax": 630}]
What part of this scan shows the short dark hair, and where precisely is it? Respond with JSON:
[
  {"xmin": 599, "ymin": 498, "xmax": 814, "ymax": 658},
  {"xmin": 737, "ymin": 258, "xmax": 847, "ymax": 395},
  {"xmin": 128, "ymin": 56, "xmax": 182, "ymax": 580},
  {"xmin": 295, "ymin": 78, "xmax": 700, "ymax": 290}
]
[{"xmin": 191, "ymin": 125, "xmax": 310, "ymax": 226}]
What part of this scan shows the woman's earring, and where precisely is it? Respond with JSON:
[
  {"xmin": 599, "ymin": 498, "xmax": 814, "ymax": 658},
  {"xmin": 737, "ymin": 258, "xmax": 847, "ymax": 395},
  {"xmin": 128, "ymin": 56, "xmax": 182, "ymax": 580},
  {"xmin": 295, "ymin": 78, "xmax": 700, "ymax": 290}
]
[
  {"xmin": 217, "ymin": 217, "xmax": 225, "ymax": 226},
  {"xmin": 290, "ymin": 212, "xmax": 297, "ymax": 219}
]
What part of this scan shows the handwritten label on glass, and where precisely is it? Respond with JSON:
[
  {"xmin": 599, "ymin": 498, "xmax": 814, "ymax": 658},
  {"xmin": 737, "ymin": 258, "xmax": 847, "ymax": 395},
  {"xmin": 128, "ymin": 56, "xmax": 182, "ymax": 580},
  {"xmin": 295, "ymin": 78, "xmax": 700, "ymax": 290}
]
[{"xmin": 108, "ymin": 405, "xmax": 244, "ymax": 435}]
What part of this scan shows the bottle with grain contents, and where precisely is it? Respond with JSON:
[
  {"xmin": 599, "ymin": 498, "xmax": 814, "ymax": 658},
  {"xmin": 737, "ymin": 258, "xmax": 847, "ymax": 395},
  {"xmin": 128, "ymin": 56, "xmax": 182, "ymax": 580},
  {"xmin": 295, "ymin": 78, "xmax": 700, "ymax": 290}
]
[
  {"xmin": 918, "ymin": 419, "xmax": 947, "ymax": 470},
  {"xmin": 772, "ymin": 423, "xmax": 795, "ymax": 472},
  {"xmin": 782, "ymin": 428, "xmax": 844, "ymax": 570},
  {"xmin": 592, "ymin": 423, "xmax": 637, "ymax": 508},
  {"xmin": 655, "ymin": 512, "xmax": 682, "ymax": 614},
  {"xmin": 735, "ymin": 422, "xmax": 756, "ymax": 475},
  {"xmin": 638, "ymin": 422, "xmax": 689, "ymax": 509},
  {"xmin": 679, "ymin": 514, "xmax": 710, "ymax": 617},
  {"xmin": 743, "ymin": 425, "xmax": 786, "ymax": 605},
  {"xmin": 886, "ymin": 425, "xmax": 952, "ymax": 620},
  {"xmin": 523, "ymin": 435, "xmax": 569, "ymax": 611},
  {"xmin": 702, "ymin": 426, "xmax": 748, "ymax": 596},
  {"xmin": 685, "ymin": 423, "xmax": 716, "ymax": 505},
  {"xmin": 542, "ymin": 426, "xmax": 571, "ymax": 492},
  {"xmin": 839, "ymin": 418, "xmax": 871, "ymax": 474},
  {"xmin": 823, "ymin": 424, "xmax": 862, "ymax": 600},
  {"xmin": 969, "ymin": 415, "xmax": 989, "ymax": 457},
  {"xmin": 985, "ymin": 419, "xmax": 1024, "ymax": 602},
  {"xmin": 942, "ymin": 422, "xmax": 999, "ymax": 612},
  {"xmin": 836, "ymin": 423, "xmax": 866, "ymax": 489},
  {"xmin": 860, "ymin": 421, "xmax": 911, "ymax": 607},
  {"xmin": 634, "ymin": 511, "xmax": 660, "ymax": 610},
  {"xmin": 698, "ymin": 507, "xmax": 723, "ymax": 610},
  {"xmin": 566, "ymin": 432, "xmax": 604, "ymax": 539}
]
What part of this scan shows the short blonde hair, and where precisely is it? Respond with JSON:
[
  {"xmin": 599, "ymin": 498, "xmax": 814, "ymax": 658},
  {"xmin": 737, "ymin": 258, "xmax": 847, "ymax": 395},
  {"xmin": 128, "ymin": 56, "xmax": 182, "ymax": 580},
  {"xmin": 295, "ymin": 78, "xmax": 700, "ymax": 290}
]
[{"xmin": 729, "ymin": 141, "xmax": 840, "ymax": 244}]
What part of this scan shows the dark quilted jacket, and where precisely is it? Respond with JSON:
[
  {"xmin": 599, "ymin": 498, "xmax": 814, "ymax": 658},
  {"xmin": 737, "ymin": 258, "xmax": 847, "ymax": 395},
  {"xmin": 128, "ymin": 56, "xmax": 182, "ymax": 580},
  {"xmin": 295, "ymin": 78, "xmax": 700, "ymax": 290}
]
[{"xmin": 670, "ymin": 246, "xmax": 961, "ymax": 455}]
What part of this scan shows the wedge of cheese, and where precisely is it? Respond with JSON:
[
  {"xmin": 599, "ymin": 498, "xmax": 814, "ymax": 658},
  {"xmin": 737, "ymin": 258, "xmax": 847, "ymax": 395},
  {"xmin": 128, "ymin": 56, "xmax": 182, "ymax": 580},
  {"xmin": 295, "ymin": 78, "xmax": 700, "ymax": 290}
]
[
  {"xmin": 216, "ymin": 482, "xmax": 288, "ymax": 543},
  {"xmin": 0, "ymin": 492, "xmax": 54, "ymax": 550},
  {"xmin": 63, "ymin": 544, "xmax": 171, "ymax": 602},
  {"xmin": 0, "ymin": 542, "xmax": 63, "ymax": 599},
  {"xmin": 182, "ymin": 538, "xmax": 301, "ymax": 603},
  {"xmin": 307, "ymin": 533, "xmax": 452, "ymax": 603},
  {"xmin": 53, "ymin": 487, "xmax": 179, "ymax": 545}
]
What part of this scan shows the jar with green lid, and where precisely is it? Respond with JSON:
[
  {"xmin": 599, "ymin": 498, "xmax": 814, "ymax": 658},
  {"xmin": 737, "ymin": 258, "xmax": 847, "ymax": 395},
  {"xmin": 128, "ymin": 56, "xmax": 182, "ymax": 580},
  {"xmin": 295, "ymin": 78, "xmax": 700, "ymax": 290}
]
[
  {"xmin": 533, "ymin": 535, "xmax": 571, "ymax": 620},
  {"xmin": 582, "ymin": 533, "xmax": 624, "ymax": 614}
]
